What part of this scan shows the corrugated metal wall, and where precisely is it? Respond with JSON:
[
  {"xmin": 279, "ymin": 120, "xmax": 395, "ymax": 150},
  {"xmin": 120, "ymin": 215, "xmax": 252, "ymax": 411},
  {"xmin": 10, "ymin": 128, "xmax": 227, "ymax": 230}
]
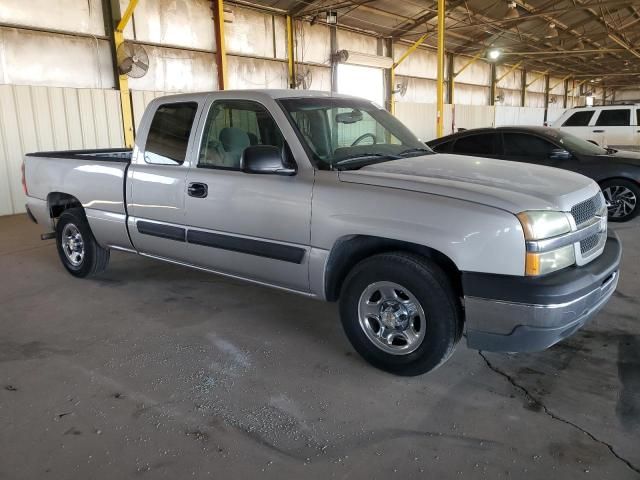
[
  {"xmin": 0, "ymin": 0, "xmax": 588, "ymax": 217},
  {"xmin": 0, "ymin": 84, "xmax": 123, "ymax": 215}
]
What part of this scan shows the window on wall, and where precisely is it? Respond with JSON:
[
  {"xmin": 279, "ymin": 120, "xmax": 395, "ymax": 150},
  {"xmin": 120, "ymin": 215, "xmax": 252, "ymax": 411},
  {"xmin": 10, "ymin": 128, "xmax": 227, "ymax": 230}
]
[
  {"xmin": 199, "ymin": 100, "xmax": 284, "ymax": 169},
  {"xmin": 595, "ymin": 109, "xmax": 631, "ymax": 127},
  {"xmin": 452, "ymin": 134, "xmax": 498, "ymax": 155},
  {"xmin": 145, "ymin": 102, "xmax": 198, "ymax": 165},
  {"xmin": 562, "ymin": 110, "xmax": 594, "ymax": 127},
  {"xmin": 503, "ymin": 133, "xmax": 555, "ymax": 157},
  {"xmin": 337, "ymin": 64, "xmax": 384, "ymax": 106}
]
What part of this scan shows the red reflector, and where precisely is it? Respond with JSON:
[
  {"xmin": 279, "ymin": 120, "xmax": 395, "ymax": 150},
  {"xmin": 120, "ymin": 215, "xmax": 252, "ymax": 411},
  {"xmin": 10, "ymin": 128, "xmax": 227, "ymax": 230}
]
[{"xmin": 21, "ymin": 162, "xmax": 27, "ymax": 195}]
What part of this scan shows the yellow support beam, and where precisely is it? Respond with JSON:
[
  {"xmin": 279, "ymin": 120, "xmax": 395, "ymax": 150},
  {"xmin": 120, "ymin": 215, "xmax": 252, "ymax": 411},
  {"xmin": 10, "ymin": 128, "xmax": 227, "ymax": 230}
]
[
  {"xmin": 390, "ymin": 32, "xmax": 432, "ymax": 115},
  {"xmin": 526, "ymin": 70, "xmax": 549, "ymax": 88},
  {"xmin": 549, "ymin": 74, "xmax": 572, "ymax": 92},
  {"xmin": 436, "ymin": 0, "xmax": 445, "ymax": 138},
  {"xmin": 113, "ymin": 0, "xmax": 139, "ymax": 148},
  {"xmin": 495, "ymin": 61, "xmax": 523, "ymax": 84},
  {"xmin": 453, "ymin": 50, "xmax": 484, "ymax": 78},
  {"xmin": 286, "ymin": 15, "xmax": 295, "ymax": 89},
  {"xmin": 213, "ymin": 0, "xmax": 228, "ymax": 90}
]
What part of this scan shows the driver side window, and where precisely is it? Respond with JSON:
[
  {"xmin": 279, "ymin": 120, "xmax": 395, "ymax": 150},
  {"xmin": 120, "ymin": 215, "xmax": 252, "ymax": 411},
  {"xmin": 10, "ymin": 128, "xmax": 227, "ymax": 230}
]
[{"xmin": 198, "ymin": 100, "xmax": 284, "ymax": 170}]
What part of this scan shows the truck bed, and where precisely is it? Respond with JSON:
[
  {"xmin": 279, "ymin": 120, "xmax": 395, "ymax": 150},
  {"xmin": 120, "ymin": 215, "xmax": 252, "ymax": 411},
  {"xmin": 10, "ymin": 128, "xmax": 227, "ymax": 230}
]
[{"xmin": 25, "ymin": 148, "xmax": 132, "ymax": 162}]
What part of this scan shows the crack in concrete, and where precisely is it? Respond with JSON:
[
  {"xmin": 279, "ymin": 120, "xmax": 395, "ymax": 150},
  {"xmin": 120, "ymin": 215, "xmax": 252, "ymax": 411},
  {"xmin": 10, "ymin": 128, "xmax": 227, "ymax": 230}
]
[{"xmin": 478, "ymin": 351, "xmax": 640, "ymax": 476}]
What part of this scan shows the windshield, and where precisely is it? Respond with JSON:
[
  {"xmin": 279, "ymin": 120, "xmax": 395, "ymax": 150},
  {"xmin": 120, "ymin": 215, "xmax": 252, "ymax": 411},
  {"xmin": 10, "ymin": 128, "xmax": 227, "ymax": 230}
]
[
  {"xmin": 279, "ymin": 97, "xmax": 432, "ymax": 170},
  {"xmin": 549, "ymin": 129, "xmax": 609, "ymax": 155}
]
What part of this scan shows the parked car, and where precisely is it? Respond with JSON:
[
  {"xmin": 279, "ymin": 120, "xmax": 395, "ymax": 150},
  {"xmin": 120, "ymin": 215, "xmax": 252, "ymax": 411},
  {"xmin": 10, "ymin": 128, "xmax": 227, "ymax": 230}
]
[
  {"xmin": 23, "ymin": 91, "xmax": 620, "ymax": 376},
  {"xmin": 552, "ymin": 105, "xmax": 640, "ymax": 151},
  {"xmin": 427, "ymin": 126, "xmax": 640, "ymax": 221}
]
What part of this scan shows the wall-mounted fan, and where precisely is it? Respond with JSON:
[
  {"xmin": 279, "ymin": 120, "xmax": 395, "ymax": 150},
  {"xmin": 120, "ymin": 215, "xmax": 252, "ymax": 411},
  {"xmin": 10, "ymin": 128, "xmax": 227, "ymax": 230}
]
[
  {"xmin": 117, "ymin": 41, "xmax": 150, "ymax": 78},
  {"xmin": 393, "ymin": 77, "xmax": 408, "ymax": 97},
  {"xmin": 295, "ymin": 69, "xmax": 313, "ymax": 90}
]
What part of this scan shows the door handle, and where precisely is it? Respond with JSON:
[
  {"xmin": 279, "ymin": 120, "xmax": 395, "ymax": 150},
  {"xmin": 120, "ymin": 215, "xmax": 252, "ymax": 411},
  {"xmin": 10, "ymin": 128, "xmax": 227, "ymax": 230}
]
[
  {"xmin": 592, "ymin": 129, "xmax": 605, "ymax": 133},
  {"xmin": 188, "ymin": 182, "xmax": 208, "ymax": 198}
]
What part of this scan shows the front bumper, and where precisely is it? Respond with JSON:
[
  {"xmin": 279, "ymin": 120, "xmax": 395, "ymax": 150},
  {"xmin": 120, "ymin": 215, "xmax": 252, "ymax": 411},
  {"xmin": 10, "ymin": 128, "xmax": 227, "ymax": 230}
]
[{"xmin": 463, "ymin": 232, "xmax": 621, "ymax": 353}]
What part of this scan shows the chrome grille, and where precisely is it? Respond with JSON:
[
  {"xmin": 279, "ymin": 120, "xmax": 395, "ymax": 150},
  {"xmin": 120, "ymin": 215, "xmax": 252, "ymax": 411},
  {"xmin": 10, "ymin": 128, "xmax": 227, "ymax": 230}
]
[
  {"xmin": 580, "ymin": 234, "xmax": 600, "ymax": 255},
  {"xmin": 571, "ymin": 194, "xmax": 604, "ymax": 226}
]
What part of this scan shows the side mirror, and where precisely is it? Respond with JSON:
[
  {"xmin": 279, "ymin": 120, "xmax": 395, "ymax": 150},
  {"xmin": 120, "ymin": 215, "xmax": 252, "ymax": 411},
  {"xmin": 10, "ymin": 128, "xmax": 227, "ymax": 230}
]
[
  {"xmin": 241, "ymin": 145, "xmax": 296, "ymax": 176},
  {"xmin": 549, "ymin": 148, "xmax": 571, "ymax": 161}
]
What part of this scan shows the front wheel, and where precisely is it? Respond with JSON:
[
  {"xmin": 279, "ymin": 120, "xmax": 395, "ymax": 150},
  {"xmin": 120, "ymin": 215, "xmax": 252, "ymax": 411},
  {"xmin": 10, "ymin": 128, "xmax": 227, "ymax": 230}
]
[
  {"xmin": 339, "ymin": 252, "xmax": 462, "ymax": 376},
  {"xmin": 55, "ymin": 208, "xmax": 110, "ymax": 278},
  {"xmin": 601, "ymin": 179, "xmax": 639, "ymax": 222}
]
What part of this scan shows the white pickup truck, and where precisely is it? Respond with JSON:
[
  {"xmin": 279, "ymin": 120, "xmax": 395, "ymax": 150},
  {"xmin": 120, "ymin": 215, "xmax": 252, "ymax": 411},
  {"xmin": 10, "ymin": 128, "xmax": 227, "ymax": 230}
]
[{"xmin": 23, "ymin": 90, "xmax": 621, "ymax": 376}]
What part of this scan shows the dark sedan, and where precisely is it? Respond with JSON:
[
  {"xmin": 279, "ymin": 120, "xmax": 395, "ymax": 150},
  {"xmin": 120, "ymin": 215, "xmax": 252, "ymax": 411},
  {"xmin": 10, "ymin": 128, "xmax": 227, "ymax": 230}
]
[{"xmin": 427, "ymin": 127, "xmax": 640, "ymax": 221}]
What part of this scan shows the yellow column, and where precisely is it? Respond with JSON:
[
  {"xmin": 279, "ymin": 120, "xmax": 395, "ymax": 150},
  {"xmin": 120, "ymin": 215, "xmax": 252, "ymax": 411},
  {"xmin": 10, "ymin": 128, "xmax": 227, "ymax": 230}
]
[
  {"xmin": 286, "ymin": 15, "xmax": 295, "ymax": 89},
  {"xmin": 113, "ymin": 0, "xmax": 139, "ymax": 148},
  {"xmin": 213, "ymin": 0, "xmax": 228, "ymax": 90},
  {"xmin": 436, "ymin": 0, "xmax": 445, "ymax": 137}
]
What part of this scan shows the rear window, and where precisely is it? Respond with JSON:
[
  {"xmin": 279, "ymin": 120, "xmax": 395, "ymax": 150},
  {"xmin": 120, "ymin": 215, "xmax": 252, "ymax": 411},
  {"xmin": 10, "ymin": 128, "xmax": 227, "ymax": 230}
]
[
  {"xmin": 431, "ymin": 140, "xmax": 453, "ymax": 153},
  {"xmin": 145, "ymin": 102, "xmax": 198, "ymax": 165},
  {"xmin": 562, "ymin": 110, "xmax": 594, "ymax": 127},
  {"xmin": 452, "ymin": 134, "xmax": 497, "ymax": 155},
  {"xmin": 595, "ymin": 109, "xmax": 631, "ymax": 127}
]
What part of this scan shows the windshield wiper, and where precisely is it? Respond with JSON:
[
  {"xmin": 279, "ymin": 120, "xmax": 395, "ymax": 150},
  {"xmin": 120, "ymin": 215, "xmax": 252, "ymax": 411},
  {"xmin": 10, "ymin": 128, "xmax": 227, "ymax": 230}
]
[
  {"xmin": 333, "ymin": 153, "xmax": 401, "ymax": 170},
  {"xmin": 605, "ymin": 147, "xmax": 618, "ymax": 154},
  {"xmin": 398, "ymin": 147, "xmax": 433, "ymax": 156}
]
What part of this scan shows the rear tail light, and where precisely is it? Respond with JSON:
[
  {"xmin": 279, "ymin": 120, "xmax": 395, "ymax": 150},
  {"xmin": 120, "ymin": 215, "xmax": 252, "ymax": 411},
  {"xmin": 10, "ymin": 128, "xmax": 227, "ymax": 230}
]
[{"xmin": 21, "ymin": 162, "xmax": 28, "ymax": 195}]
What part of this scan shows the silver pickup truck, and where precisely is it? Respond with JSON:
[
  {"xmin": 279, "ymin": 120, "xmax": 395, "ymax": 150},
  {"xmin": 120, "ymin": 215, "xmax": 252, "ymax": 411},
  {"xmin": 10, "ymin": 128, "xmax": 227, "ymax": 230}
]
[{"xmin": 23, "ymin": 90, "xmax": 621, "ymax": 376}]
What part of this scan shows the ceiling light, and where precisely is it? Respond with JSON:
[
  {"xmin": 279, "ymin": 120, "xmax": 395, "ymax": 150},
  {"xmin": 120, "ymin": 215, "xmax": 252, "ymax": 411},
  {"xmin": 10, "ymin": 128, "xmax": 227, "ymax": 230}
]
[
  {"xmin": 575, "ymin": 38, "xmax": 585, "ymax": 50},
  {"xmin": 545, "ymin": 23, "xmax": 559, "ymax": 39},
  {"xmin": 326, "ymin": 10, "xmax": 337, "ymax": 25},
  {"xmin": 487, "ymin": 48, "xmax": 502, "ymax": 61},
  {"xmin": 505, "ymin": 1, "xmax": 519, "ymax": 19}
]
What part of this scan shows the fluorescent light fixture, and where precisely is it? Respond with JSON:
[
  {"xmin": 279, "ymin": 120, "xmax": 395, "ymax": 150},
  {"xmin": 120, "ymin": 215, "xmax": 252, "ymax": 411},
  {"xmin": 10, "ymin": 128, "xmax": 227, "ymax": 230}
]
[{"xmin": 333, "ymin": 50, "xmax": 393, "ymax": 69}]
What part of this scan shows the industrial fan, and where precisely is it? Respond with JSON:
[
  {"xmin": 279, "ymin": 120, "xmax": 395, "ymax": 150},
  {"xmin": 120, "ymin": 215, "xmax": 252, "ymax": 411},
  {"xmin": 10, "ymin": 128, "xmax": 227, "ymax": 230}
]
[{"xmin": 117, "ymin": 41, "xmax": 150, "ymax": 78}]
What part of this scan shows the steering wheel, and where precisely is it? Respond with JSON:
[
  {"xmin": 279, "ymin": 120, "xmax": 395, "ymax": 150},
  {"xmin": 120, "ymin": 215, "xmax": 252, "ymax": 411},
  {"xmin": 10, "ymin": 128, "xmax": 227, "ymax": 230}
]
[{"xmin": 351, "ymin": 133, "xmax": 377, "ymax": 146}]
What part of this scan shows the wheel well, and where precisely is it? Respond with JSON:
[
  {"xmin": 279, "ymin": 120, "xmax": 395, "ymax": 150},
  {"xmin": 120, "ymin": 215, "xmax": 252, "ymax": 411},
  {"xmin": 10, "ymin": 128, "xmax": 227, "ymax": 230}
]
[
  {"xmin": 599, "ymin": 177, "xmax": 640, "ymax": 188},
  {"xmin": 324, "ymin": 235, "xmax": 462, "ymax": 302},
  {"xmin": 47, "ymin": 192, "xmax": 82, "ymax": 219}
]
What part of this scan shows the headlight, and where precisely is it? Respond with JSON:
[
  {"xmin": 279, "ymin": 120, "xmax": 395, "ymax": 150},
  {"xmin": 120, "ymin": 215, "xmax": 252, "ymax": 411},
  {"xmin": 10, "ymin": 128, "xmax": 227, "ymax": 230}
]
[
  {"xmin": 516, "ymin": 211, "xmax": 571, "ymax": 240},
  {"xmin": 525, "ymin": 245, "xmax": 575, "ymax": 276},
  {"xmin": 517, "ymin": 211, "xmax": 575, "ymax": 276}
]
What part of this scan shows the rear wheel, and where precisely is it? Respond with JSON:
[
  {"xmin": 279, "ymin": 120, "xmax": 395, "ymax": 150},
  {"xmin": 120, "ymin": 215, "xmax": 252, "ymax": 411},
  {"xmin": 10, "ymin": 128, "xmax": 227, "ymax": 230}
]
[
  {"xmin": 55, "ymin": 208, "xmax": 109, "ymax": 277},
  {"xmin": 339, "ymin": 252, "xmax": 461, "ymax": 376},
  {"xmin": 601, "ymin": 179, "xmax": 639, "ymax": 222}
]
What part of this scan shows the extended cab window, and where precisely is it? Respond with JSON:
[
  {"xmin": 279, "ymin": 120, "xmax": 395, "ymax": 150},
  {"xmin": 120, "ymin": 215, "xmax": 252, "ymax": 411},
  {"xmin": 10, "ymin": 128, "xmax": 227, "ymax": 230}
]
[
  {"xmin": 145, "ymin": 102, "xmax": 198, "ymax": 165},
  {"xmin": 199, "ymin": 100, "xmax": 284, "ymax": 169},
  {"xmin": 452, "ymin": 134, "xmax": 497, "ymax": 155},
  {"xmin": 562, "ymin": 110, "xmax": 594, "ymax": 127},
  {"xmin": 596, "ymin": 109, "xmax": 631, "ymax": 126},
  {"xmin": 503, "ymin": 133, "xmax": 555, "ymax": 157}
]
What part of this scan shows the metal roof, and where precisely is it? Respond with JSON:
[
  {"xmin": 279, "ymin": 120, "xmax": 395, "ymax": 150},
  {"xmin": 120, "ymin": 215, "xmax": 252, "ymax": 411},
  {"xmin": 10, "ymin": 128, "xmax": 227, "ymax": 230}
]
[{"xmin": 240, "ymin": 0, "xmax": 640, "ymax": 89}]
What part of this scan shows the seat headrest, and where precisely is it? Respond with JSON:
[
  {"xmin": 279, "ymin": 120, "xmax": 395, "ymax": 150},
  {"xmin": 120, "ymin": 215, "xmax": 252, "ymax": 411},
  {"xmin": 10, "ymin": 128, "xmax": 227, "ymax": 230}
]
[{"xmin": 220, "ymin": 127, "xmax": 250, "ymax": 152}]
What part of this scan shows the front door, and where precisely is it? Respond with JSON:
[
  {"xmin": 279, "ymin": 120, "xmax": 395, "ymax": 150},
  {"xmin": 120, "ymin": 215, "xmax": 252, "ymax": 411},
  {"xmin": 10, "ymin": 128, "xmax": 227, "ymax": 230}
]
[{"xmin": 182, "ymin": 98, "xmax": 313, "ymax": 292}]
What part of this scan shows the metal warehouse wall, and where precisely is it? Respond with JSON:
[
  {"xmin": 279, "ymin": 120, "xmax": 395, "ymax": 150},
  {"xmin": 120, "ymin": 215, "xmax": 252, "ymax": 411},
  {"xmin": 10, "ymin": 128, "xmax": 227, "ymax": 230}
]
[{"xmin": 0, "ymin": 0, "xmax": 583, "ymax": 216}]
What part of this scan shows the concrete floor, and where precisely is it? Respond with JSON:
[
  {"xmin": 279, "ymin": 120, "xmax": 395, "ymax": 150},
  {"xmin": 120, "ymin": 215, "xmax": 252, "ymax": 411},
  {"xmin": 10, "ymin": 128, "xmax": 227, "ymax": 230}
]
[{"xmin": 0, "ymin": 214, "xmax": 638, "ymax": 480}]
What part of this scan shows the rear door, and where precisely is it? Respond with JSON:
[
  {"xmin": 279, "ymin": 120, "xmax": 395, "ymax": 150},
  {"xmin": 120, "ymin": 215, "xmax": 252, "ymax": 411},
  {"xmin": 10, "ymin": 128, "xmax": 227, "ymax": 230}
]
[
  {"xmin": 181, "ymin": 96, "xmax": 313, "ymax": 292},
  {"xmin": 591, "ymin": 108, "xmax": 634, "ymax": 149},
  {"xmin": 127, "ymin": 97, "xmax": 202, "ymax": 261}
]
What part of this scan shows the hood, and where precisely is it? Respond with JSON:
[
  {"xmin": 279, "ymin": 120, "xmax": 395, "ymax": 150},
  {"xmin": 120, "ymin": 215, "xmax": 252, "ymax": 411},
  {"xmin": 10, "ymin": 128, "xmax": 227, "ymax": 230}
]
[{"xmin": 338, "ymin": 154, "xmax": 600, "ymax": 214}]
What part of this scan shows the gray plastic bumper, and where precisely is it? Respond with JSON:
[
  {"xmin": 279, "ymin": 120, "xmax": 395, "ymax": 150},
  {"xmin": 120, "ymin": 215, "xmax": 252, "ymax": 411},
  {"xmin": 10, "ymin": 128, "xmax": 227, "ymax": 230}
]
[{"xmin": 464, "ymin": 232, "xmax": 621, "ymax": 353}]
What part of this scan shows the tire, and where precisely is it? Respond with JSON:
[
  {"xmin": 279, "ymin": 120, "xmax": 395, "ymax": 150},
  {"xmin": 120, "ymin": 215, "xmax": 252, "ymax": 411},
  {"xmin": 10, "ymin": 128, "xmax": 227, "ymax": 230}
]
[
  {"xmin": 55, "ymin": 207, "xmax": 110, "ymax": 278},
  {"xmin": 601, "ymin": 179, "xmax": 640, "ymax": 222},
  {"xmin": 339, "ymin": 252, "xmax": 462, "ymax": 376}
]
